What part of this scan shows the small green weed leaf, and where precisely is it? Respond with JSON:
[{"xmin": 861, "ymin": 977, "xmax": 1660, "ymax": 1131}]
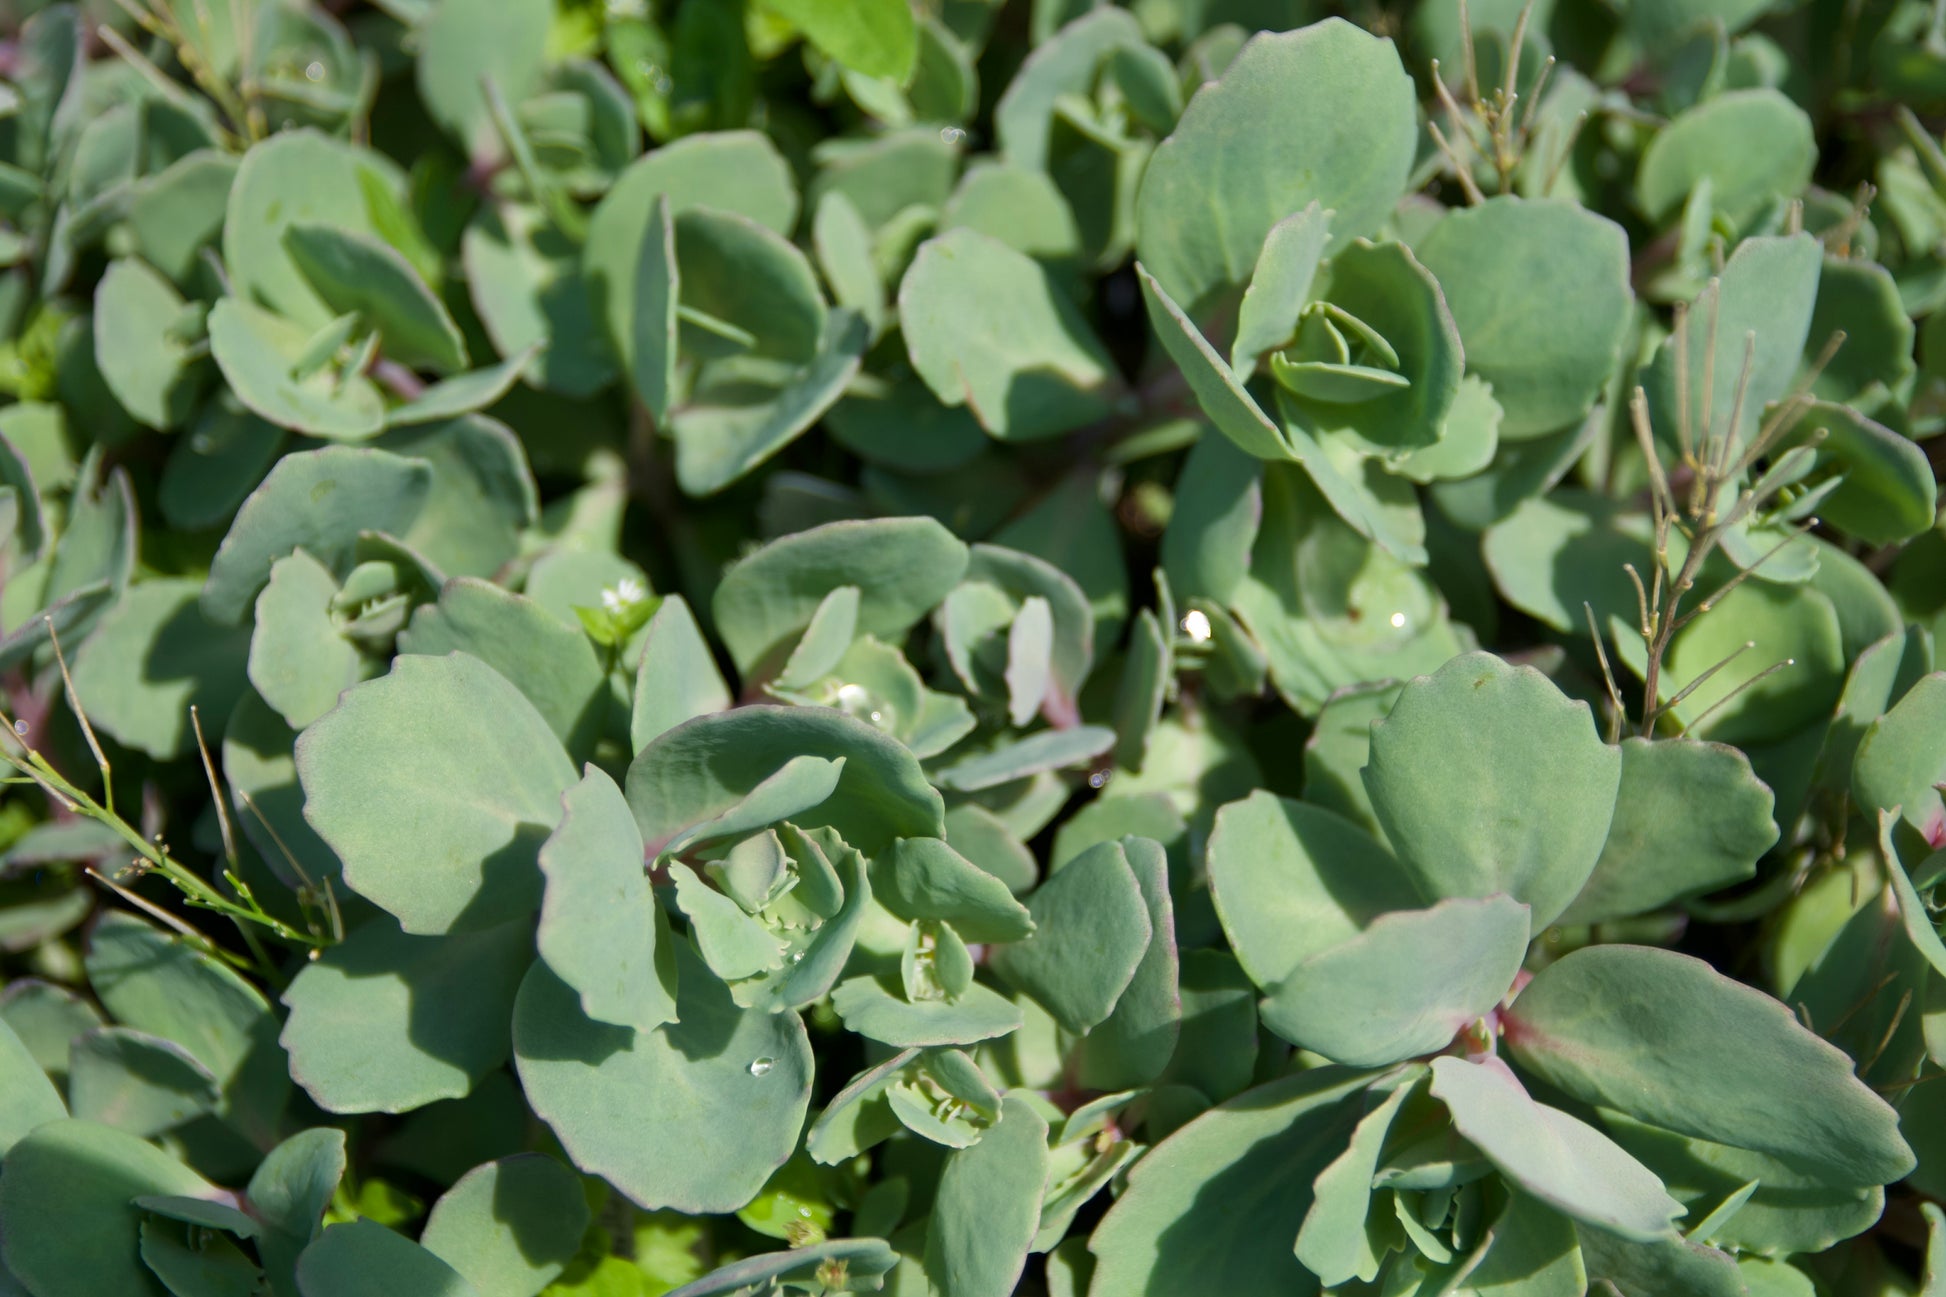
[
  {"xmin": 990, "ymin": 840, "xmax": 1150, "ymax": 1035},
  {"xmin": 296, "ymin": 1219, "xmax": 481, "ymax": 1297},
  {"xmin": 765, "ymin": 0, "xmax": 917, "ymax": 80},
  {"xmin": 249, "ymin": 549, "xmax": 368, "ymax": 731},
  {"xmin": 713, "ymin": 516, "xmax": 968, "ymax": 677},
  {"xmin": 67, "ymin": 1027, "xmax": 219, "ymax": 1139},
  {"xmin": 283, "ymin": 223, "xmax": 467, "ymax": 374},
  {"xmin": 202, "ymin": 446, "xmax": 431, "ymax": 625},
  {"xmin": 1859, "ymin": 673, "xmax": 1946, "ymax": 844},
  {"xmin": 537, "ymin": 767, "xmax": 677, "ymax": 1033},
  {"xmin": 1087, "ymin": 1067, "xmax": 1374, "ymax": 1294},
  {"xmin": 874, "ymin": 837, "xmax": 1033, "ymax": 943},
  {"xmin": 829, "ymin": 974, "xmax": 1023, "ymax": 1047},
  {"xmin": 632, "ymin": 595, "xmax": 732, "ymax": 750},
  {"xmin": 297, "ymin": 652, "xmax": 576, "ymax": 934},
  {"xmin": 1562, "ymin": 739, "xmax": 1777, "ymax": 926},
  {"xmin": 901, "ymin": 228, "xmax": 1122, "ymax": 441},
  {"xmin": 0, "ymin": 1119, "xmax": 217, "ymax": 1297},
  {"xmin": 628, "ymin": 706, "xmax": 940, "ymax": 855},
  {"xmin": 399, "ymin": 578, "xmax": 607, "ymax": 761},
  {"xmin": 419, "ymin": 1155, "xmax": 589, "ymax": 1297},
  {"xmin": 69, "ymin": 578, "xmax": 250, "ymax": 760},
  {"xmin": 513, "ymin": 944, "xmax": 812, "ymax": 1214},
  {"xmin": 1363, "ymin": 652, "xmax": 1621, "ymax": 928},
  {"xmin": 925, "ymin": 1095, "xmax": 1049, "ymax": 1297},
  {"xmin": 86, "ymin": 913, "xmax": 288, "ymax": 1148},
  {"xmin": 1429, "ymin": 1055, "xmax": 1684, "ymax": 1242},
  {"xmin": 223, "ymin": 131, "xmax": 397, "ymax": 329},
  {"xmin": 1504, "ymin": 944, "xmax": 1913, "ymax": 1187},
  {"xmin": 1135, "ymin": 19, "xmax": 1416, "ymax": 316},
  {"xmin": 1207, "ymin": 791, "xmax": 1418, "ymax": 989},
  {"xmin": 414, "ymin": 0, "xmax": 550, "ymax": 153},
  {"xmin": 1638, "ymin": 89, "xmax": 1816, "ymax": 228},
  {"xmin": 1263, "ymin": 896, "xmax": 1529, "ymax": 1067},
  {"xmin": 1296, "ymin": 1077, "xmax": 1420, "ymax": 1287},
  {"xmin": 0, "ymin": 1014, "xmax": 64, "ymax": 1155},
  {"xmin": 1075, "ymin": 836, "xmax": 1180, "ymax": 1088},
  {"xmin": 1416, "ymin": 198, "xmax": 1632, "ymax": 439},
  {"xmin": 93, "ymin": 258, "xmax": 207, "ymax": 430},
  {"xmin": 280, "ymin": 914, "xmax": 531, "ymax": 1114}
]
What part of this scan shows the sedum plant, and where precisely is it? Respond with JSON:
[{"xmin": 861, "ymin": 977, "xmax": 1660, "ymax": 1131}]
[{"xmin": 1, "ymin": 0, "xmax": 1946, "ymax": 1295}]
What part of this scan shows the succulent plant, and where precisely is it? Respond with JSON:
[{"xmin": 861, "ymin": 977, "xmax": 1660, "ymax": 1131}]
[{"xmin": 0, "ymin": 1, "xmax": 1943, "ymax": 1295}]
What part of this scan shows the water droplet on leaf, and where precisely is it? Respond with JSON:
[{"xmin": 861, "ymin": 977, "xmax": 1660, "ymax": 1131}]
[{"xmin": 748, "ymin": 1057, "xmax": 775, "ymax": 1077}]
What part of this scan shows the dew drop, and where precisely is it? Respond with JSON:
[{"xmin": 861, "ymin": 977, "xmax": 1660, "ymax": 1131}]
[
  {"xmin": 1087, "ymin": 770, "xmax": 1109, "ymax": 789},
  {"xmin": 939, "ymin": 126, "xmax": 967, "ymax": 144},
  {"xmin": 1389, "ymin": 611, "xmax": 1407, "ymax": 629},
  {"xmin": 790, "ymin": 950, "xmax": 805, "ymax": 963},
  {"xmin": 1181, "ymin": 609, "xmax": 1212, "ymax": 643},
  {"xmin": 748, "ymin": 1057, "xmax": 776, "ymax": 1077},
  {"xmin": 10, "ymin": 719, "xmax": 25, "ymax": 736},
  {"xmin": 304, "ymin": 60, "xmax": 326, "ymax": 82}
]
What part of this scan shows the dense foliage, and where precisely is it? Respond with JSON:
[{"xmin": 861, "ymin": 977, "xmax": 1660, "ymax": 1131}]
[{"xmin": 1, "ymin": 0, "xmax": 1946, "ymax": 1293}]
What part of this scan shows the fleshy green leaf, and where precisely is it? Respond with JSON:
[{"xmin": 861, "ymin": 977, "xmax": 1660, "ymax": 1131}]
[
  {"xmin": 924, "ymin": 1095, "xmax": 1049, "ymax": 1297},
  {"xmin": 1363, "ymin": 652, "xmax": 1621, "ymax": 928},
  {"xmin": 1504, "ymin": 944, "xmax": 1914, "ymax": 1187},
  {"xmin": 297, "ymin": 652, "xmax": 576, "ymax": 934},
  {"xmin": 1430, "ymin": 1055, "xmax": 1684, "ymax": 1242},
  {"xmin": 419, "ymin": 1155, "xmax": 589, "ymax": 1297},
  {"xmin": 1087, "ymin": 1067, "xmax": 1374, "ymax": 1294},
  {"xmin": 900, "ymin": 228, "xmax": 1122, "ymax": 441},
  {"xmin": 990, "ymin": 840, "xmax": 1151, "ymax": 1035},
  {"xmin": 296, "ymin": 1219, "xmax": 481, "ymax": 1297},
  {"xmin": 1261, "ymin": 896, "xmax": 1529, "ymax": 1067},
  {"xmin": 1135, "ymin": 19, "xmax": 1416, "ymax": 315},
  {"xmin": 1207, "ymin": 790, "xmax": 1420, "ymax": 990},
  {"xmin": 513, "ymin": 943, "xmax": 812, "ymax": 1213},
  {"xmin": 280, "ymin": 914, "xmax": 532, "ymax": 1114},
  {"xmin": 0, "ymin": 1119, "xmax": 218, "ymax": 1297},
  {"xmin": 1560, "ymin": 738, "xmax": 1777, "ymax": 926},
  {"xmin": 536, "ymin": 767, "xmax": 677, "ymax": 1033}
]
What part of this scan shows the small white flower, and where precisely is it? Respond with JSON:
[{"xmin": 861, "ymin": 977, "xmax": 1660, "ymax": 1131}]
[{"xmin": 600, "ymin": 578, "xmax": 646, "ymax": 614}]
